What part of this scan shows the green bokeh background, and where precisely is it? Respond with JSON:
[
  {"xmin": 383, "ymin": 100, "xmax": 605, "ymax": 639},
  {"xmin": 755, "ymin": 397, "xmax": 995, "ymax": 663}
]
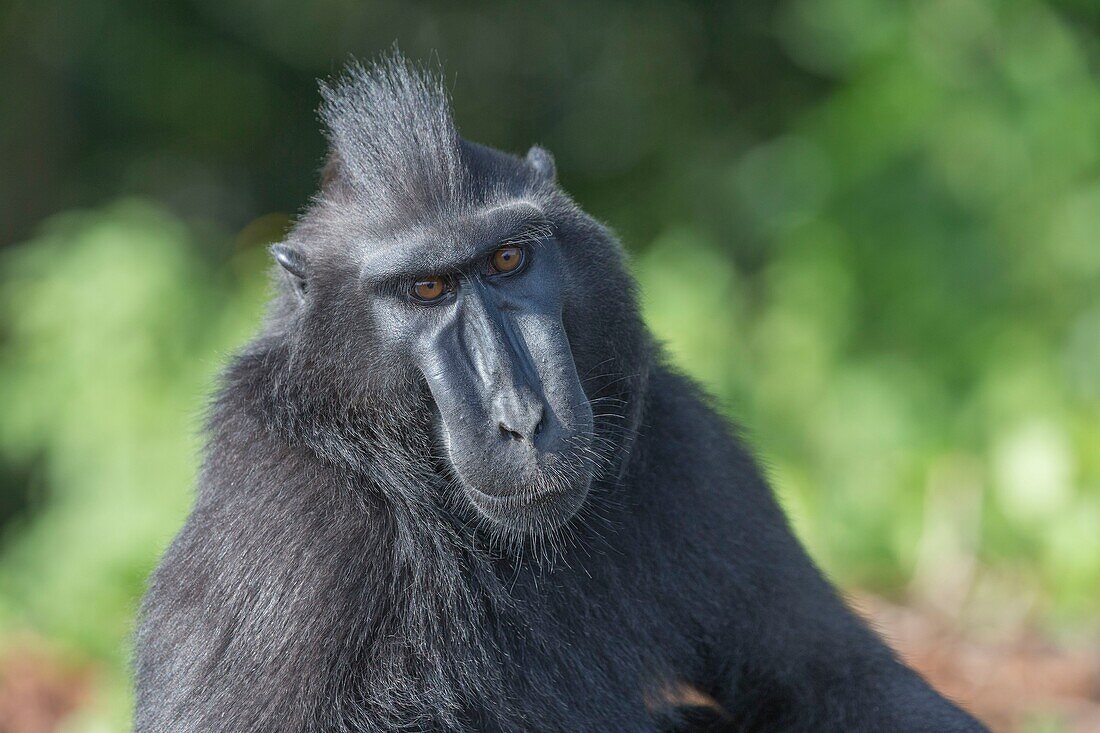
[{"xmin": 1, "ymin": 1, "xmax": 1098, "ymax": 729}]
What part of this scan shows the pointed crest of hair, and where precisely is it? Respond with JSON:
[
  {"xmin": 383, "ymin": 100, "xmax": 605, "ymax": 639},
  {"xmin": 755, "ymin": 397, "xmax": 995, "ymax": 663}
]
[{"xmin": 319, "ymin": 54, "xmax": 466, "ymax": 223}]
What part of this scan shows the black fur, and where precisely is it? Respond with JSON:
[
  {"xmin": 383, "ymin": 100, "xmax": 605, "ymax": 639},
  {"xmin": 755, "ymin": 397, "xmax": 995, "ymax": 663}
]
[{"xmin": 134, "ymin": 56, "xmax": 988, "ymax": 732}]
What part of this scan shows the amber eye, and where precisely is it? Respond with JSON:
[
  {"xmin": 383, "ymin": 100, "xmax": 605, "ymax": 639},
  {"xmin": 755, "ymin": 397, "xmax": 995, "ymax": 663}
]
[
  {"xmin": 410, "ymin": 275, "xmax": 451, "ymax": 304},
  {"xmin": 490, "ymin": 245, "xmax": 525, "ymax": 274}
]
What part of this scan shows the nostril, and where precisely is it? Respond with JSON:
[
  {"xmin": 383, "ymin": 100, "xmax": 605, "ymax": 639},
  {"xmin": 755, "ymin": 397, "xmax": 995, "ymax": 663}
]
[
  {"xmin": 499, "ymin": 423, "xmax": 525, "ymax": 442},
  {"xmin": 533, "ymin": 414, "xmax": 545, "ymax": 438}
]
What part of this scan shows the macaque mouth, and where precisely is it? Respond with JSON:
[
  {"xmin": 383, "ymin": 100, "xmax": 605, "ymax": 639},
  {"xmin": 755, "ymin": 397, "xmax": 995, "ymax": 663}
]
[
  {"xmin": 458, "ymin": 448, "xmax": 593, "ymax": 533},
  {"xmin": 440, "ymin": 415, "xmax": 597, "ymax": 533},
  {"xmin": 466, "ymin": 481, "xmax": 578, "ymax": 512},
  {"xmin": 437, "ymin": 386, "xmax": 599, "ymax": 519}
]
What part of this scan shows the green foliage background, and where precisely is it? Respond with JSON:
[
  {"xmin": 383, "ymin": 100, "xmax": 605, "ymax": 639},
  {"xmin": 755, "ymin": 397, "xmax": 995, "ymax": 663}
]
[{"xmin": 1, "ymin": 1, "xmax": 1098, "ymax": 729}]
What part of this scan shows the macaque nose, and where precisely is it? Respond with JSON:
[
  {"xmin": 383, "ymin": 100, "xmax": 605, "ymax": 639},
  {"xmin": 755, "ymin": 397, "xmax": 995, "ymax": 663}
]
[{"xmin": 496, "ymin": 398, "xmax": 545, "ymax": 443}]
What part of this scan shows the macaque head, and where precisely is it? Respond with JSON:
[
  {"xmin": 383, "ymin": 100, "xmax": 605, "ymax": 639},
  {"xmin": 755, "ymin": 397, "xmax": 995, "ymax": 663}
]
[{"xmin": 268, "ymin": 58, "xmax": 648, "ymax": 537}]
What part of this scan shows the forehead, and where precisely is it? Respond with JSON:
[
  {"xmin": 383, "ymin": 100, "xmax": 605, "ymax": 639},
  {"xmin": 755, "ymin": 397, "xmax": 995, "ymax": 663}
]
[{"xmin": 356, "ymin": 200, "xmax": 547, "ymax": 280}]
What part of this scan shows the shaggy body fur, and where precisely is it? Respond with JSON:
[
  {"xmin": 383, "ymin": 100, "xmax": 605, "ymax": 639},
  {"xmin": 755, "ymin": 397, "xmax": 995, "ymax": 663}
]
[{"xmin": 134, "ymin": 58, "xmax": 987, "ymax": 732}]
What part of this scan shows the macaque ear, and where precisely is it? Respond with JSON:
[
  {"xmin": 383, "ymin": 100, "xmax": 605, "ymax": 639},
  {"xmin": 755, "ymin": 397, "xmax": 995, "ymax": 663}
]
[
  {"xmin": 526, "ymin": 145, "xmax": 556, "ymax": 182},
  {"xmin": 271, "ymin": 243, "xmax": 308, "ymax": 298}
]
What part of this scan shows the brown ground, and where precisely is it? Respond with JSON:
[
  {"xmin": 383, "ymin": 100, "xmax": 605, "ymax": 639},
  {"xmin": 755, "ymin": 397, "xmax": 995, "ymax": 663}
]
[
  {"xmin": 0, "ymin": 598, "xmax": 1097, "ymax": 732},
  {"xmin": 859, "ymin": 595, "xmax": 1100, "ymax": 733},
  {"xmin": 0, "ymin": 640, "xmax": 91, "ymax": 733}
]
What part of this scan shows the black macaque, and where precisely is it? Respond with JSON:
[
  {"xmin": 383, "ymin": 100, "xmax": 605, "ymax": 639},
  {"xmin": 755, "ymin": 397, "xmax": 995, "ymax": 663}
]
[{"xmin": 134, "ymin": 56, "xmax": 988, "ymax": 733}]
